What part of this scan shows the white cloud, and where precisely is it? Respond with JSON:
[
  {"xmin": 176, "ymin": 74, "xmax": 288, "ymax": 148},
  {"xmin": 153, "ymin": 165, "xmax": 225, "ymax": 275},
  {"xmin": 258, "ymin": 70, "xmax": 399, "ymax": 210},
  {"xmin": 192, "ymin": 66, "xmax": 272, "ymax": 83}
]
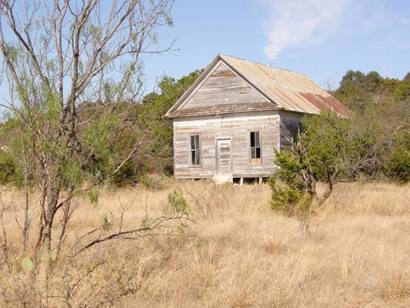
[{"xmin": 264, "ymin": 0, "xmax": 349, "ymax": 59}]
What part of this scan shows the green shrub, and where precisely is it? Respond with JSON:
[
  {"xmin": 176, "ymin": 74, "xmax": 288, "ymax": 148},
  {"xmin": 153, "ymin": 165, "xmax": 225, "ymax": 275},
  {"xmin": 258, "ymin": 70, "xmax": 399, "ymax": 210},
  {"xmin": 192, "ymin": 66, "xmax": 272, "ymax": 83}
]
[
  {"xmin": 385, "ymin": 132, "xmax": 410, "ymax": 182},
  {"xmin": 269, "ymin": 179, "xmax": 303, "ymax": 212},
  {"xmin": 0, "ymin": 150, "xmax": 21, "ymax": 185},
  {"xmin": 301, "ymin": 112, "xmax": 352, "ymax": 180},
  {"xmin": 269, "ymin": 150, "xmax": 309, "ymax": 214},
  {"xmin": 110, "ymin": 160, "xmax": 144, "ymax": 187},
  {"xmin": 269, "ymin": 112, "xmax": 376, "ymax": 214},
  {"xmin": 163, "ymin": 163, "xmax": 174, "ymax": 177},
  {"xmin": 167, "ymin": 190, "xmax": 189, "ymax": 214},
  {"xmin": 88, "ymin": 190, "xmax": 99, "ymax": 205},
  {"xmin": 269, "ymin": 109, "xmax": 409, "ymax": 217}
]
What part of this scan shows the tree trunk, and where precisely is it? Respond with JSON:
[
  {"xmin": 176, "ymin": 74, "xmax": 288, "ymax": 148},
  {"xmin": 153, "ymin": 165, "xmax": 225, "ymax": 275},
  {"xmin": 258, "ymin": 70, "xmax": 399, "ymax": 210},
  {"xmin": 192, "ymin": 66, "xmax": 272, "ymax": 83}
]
[
  {"xmin": 316, "ymin": 172, "xmax": 335, "ymax": 205},
  {"xmin": 33, "ymin": 177, "xmax": 60, "ymax": 305}
]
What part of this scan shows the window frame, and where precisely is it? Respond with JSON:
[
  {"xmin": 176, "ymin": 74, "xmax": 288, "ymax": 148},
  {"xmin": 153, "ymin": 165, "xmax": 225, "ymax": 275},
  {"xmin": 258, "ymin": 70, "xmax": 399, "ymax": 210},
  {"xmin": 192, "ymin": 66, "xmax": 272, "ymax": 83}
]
[
  {"xmin": 249, "ymin": 130, "xmax": 262, "ymax": 165},
  {"xmin": 189, "ymin": 134, "xmax": 201, "ymax": 167}
]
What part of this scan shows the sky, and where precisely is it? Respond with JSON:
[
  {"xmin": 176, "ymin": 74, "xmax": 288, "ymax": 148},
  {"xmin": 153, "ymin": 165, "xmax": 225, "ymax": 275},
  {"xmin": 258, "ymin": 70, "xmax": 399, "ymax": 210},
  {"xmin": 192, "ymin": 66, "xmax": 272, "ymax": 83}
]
[{"xmin": 142, "ymin": 0, "xmax": 410, "ymax": 92}]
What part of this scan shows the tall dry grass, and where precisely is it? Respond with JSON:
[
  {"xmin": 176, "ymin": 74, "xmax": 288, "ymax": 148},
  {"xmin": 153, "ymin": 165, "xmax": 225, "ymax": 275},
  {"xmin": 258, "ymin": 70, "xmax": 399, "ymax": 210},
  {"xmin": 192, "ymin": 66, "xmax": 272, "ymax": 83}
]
[{"xmin": 0, "ymin": 180, "xmax": 409, "ymax": 307}]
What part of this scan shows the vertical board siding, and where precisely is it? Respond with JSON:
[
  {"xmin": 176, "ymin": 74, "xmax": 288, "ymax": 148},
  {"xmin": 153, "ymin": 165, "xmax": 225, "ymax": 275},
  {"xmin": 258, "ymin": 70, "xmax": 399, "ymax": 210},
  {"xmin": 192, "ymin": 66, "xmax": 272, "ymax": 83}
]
[{"xmin": 173, "ymin": 113, "xmax": 280, "ymax": 178}]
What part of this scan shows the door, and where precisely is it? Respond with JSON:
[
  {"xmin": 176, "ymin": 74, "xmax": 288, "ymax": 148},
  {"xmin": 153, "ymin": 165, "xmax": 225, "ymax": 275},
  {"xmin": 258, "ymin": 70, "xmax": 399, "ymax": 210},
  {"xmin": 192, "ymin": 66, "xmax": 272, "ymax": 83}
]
[{"xmin": 216, "ymin": 138, "xmax": 232, "ymax": 174}]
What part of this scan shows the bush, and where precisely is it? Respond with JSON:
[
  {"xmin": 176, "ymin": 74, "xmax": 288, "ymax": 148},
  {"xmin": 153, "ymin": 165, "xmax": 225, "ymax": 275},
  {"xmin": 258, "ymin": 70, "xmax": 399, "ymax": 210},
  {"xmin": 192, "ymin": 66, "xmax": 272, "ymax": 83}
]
[
  {"xmin": 167, "ymin": 190, "xmax": 189, "ymax": 214},
  {"xmin": 269, "ymin": 108, "xmax": 409, "ymax": 217},
  {"xmin": 301, "ymin": 112, "xmax": 354, "ymax": 180},
  {"xmin": 385, "ymin": 132, "xmax": 410, "ymax": 182},
  {"xmin": 269, "ymin": 150, "xmax": 311, "ymax": 214},
  {"xmin": 110, "ymin": 160, "xmax": 146, "ymax": 187},
  {"xmin": 269, "ymin": 111, "xmax": 393, "ymax": 215},
  {"xmin": 0, "ymin": 150, "xmax": 21, "ymax": 185},
  {"xmin": 163, "ymin": 163, "xmax": 174, "ymax": 177}
]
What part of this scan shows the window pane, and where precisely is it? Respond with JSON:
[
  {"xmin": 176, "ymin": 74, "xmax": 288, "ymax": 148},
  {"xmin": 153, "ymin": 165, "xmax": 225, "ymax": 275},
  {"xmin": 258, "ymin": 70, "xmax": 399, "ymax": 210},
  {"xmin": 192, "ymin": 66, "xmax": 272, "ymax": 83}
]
[
  {"xmin": 251, "ymin": 148, "xmax": 256, "ymax": 159},
  {"xmin": 255, "ymin": 132, "xmax": 260, "ymax": 147},
  {"xmin": 191, "ymin": 150, "xmax": 195, "ymax": 164},
  {"xmin": 195, "ymin": 151, "xmax": 200, "ymax": 165},
  {"xmin": 195, "ymin": 135, "xmax": 199, "ymax": 149},
  {"xmin": 191, "ymin": 135, "xmax": 200, "ymax": 150},
  {"xmin": 256, "ymin": 147, "xmax": 261, "ymax": 159},
  {"xmin": 250, "ymin": 132, "xmax": 255, "ymax": 147}
]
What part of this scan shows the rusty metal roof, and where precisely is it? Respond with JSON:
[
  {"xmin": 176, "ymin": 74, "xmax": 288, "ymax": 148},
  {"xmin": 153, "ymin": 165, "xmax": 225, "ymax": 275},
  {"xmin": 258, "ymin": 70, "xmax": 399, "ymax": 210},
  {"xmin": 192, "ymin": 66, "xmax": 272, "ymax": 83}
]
[
  {"xmin": 220, "ymin": 55, "xmax": 350, "ymax": 116},
  {"xmin": 165, "ymin": 54, "xmax": 350, "ymax": 118}
]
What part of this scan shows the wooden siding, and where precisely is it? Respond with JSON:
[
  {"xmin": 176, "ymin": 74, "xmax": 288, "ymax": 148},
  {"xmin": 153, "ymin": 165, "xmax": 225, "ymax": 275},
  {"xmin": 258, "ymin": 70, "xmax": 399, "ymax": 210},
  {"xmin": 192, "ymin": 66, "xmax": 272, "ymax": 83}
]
[
  {"xmin": 178, "ymin": 62, "xmax": 269, "ymax": 111},
  {"xmin": 173, "ymin": 113, "xmax": 280, "ymax": 179},
  {"xmin": 166, "ymin": 102, "xmax": 277, "ymax": 118},
  {"xmin": 279, "ymin": 111, "xmax": 303, "ymax": 149}
]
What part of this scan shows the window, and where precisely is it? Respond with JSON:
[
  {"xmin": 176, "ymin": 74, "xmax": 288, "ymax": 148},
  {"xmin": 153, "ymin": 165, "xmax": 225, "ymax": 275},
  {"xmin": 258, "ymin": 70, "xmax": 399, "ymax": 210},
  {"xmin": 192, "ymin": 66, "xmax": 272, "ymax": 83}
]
[
  {"xmin": 250, "ymin": 131, "xmax": 261, "ymax": 160},
  {"xmin": 190, "ymin": 134, "xmax": 201, "ymax": 166},
  {"xmin": 280, "ymin": 120, "xmax": 302, "ymax": 150}
]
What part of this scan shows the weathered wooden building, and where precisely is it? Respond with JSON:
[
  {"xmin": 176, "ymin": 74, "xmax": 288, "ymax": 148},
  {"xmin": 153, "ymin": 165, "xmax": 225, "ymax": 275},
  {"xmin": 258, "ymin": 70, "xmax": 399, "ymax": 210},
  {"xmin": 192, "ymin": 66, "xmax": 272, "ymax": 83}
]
[{"xmin": 165, "ymin": 55, "xmax": 350, "ymax": 183}]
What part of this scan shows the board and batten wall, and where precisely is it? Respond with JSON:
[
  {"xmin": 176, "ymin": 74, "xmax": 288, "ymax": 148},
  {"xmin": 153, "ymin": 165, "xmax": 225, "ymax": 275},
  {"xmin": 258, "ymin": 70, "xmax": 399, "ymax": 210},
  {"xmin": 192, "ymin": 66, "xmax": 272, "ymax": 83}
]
[{"xmin": 173, "ymin": 112, "xmax": 280, "ymax": 179}]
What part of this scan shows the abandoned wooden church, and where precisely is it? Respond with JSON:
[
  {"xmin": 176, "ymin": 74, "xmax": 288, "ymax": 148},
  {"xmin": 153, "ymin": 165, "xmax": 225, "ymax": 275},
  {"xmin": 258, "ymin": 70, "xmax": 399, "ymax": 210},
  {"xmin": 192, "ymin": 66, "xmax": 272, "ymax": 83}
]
[{"xmin": 165, "ymin": 54, "xmax": 350, "ymax": 183}]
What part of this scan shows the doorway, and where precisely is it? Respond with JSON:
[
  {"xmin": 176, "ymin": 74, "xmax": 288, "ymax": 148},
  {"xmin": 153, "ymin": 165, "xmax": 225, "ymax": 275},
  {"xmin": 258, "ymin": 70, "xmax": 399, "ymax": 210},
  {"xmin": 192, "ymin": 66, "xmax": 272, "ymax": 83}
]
[{"xmin": 216, "ymin": 138, "xmax": 232, "ymax": 175}]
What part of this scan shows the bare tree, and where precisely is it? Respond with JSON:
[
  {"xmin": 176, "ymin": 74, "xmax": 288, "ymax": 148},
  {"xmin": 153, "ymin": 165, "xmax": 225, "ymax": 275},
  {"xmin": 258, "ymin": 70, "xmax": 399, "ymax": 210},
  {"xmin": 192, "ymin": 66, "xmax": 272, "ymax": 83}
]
[{"xmin": 0, "ymin": 0, "xmax": 183, "ymax": 302}]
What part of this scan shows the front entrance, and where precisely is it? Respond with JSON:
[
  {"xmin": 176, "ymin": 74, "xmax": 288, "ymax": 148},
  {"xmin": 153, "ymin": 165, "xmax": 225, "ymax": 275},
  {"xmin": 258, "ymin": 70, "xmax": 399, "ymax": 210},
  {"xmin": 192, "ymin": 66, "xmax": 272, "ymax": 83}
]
[{"xmin": 216, "ymin": 138, "xmax": 232, "ymax": 175}]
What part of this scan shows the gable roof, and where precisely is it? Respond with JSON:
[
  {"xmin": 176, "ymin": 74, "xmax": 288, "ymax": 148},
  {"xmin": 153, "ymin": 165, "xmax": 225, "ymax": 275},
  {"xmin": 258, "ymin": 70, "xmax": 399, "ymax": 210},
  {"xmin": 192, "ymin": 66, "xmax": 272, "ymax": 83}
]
[{"xmin": 165, "ymin": 54, "xmax": 350, "ymax": 118}]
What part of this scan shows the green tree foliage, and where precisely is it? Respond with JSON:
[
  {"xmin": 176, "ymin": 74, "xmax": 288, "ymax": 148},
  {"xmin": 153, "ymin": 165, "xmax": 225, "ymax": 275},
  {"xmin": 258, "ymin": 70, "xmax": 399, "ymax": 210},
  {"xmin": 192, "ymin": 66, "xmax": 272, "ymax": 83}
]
[
  {"xmin": 334, "ymin": 70, "xmax": 410, "ymax": 111},
  {"xmin": 269, "ymin": 151, "xmax": 309, "ymax": 214},
  {"xmin": 301, "ymin": 113, "xmax": 351, "ymax": 179},
  {"xmin": 0, "ymin": 118, "xmax": 30, "ymax": 187},
  {"xmin": 270, "ymin": 113, "xmax": 352, "ymax": 214},
  {"xmin": 0, "ymin": 150, "xmax": 20, "ymax": 185},
  {"xmin": 330, "ymin": 69, "xmax": 410, "ymax": 183},
  {"xmin": 137, "ymin": 70, "xmax": 202, "ymax": 174},
  {"xmin": 394, "ymin": 82, "xmax": 410, "ymax": 103},
  {"xmin": 270, "ymin": 110, "xmax": 409, "ymax": 214},
  {"xmin": 0, "ymin": 70, "xmax": 202, "ymax": 187},
  {"xmin": 385, "ymin": 131, "xmax": 410, "ymax": 182},
  {"xmin": 334, "ymin": 71, "xmax": 372, "ymax": 110},
  {"xmin": 167, "ymin": 190, "xmax": 189, "ymax": 214}
]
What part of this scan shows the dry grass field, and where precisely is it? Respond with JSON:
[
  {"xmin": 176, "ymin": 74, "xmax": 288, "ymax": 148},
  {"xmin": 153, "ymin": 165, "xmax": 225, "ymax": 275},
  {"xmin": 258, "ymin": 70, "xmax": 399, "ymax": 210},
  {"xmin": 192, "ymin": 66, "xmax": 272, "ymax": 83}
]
[{"xmin": 0, "ymin": 180, "xmax": 410, "ymax": 307}]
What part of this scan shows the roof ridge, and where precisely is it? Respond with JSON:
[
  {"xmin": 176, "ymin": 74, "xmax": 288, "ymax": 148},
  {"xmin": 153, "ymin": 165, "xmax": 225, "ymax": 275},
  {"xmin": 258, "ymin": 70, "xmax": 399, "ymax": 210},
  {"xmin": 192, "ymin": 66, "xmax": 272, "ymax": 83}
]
[{"xmin": 219, "ymin": 54, "xmax": 308, "ymax": 77}]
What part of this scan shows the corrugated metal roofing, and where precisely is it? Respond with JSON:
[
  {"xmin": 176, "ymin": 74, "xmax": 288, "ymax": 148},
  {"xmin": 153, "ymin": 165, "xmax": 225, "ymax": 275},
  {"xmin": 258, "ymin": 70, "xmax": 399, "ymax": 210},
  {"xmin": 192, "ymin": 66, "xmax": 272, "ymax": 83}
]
[
  {"xmin": 220, "ymin": 55, "xmax": 350, "ymax": 116},
  {"xmin": 165, "ymin": 54, "xmax": 350, "ymax": 118}
]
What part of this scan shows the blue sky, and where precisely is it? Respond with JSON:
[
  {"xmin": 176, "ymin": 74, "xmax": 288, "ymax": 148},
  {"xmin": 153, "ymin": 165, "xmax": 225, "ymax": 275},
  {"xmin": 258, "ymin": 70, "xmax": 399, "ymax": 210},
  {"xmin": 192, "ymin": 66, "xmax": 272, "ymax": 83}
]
[{"xmin": 143, "ymin": 0, "xmax": 410, "ymax": 92}]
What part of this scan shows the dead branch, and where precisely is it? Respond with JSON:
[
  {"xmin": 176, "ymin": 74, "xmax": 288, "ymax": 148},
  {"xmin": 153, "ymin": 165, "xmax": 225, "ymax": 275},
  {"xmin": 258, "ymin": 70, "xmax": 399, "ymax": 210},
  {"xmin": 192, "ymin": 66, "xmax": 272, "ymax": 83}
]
[{"xmin": 74, "ymin": 211, "xmax": 189, "ymax": 255}]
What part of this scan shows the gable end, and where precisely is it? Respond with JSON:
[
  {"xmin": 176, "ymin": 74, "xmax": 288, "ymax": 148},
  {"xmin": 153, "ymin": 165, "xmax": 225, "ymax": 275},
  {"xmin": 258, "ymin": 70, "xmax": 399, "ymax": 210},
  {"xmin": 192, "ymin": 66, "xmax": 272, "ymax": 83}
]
[{"xmin": 165, "ymin": 56, "xmax": 278, "ymax": 118}]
